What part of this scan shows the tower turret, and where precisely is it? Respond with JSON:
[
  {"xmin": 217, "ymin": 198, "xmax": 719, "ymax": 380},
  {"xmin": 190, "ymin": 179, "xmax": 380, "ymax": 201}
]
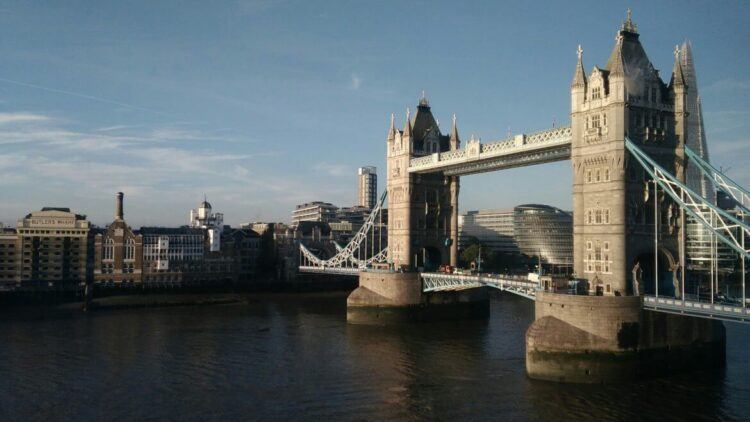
[
  {"xmin": 403, "ymin": 107, "xmax": 412, "ymax": 138},
  {"xmin": 387, "ymin": 113, "xmax": 396, "ymax": 142},
  {"xmin": 449, "ymin": 114, "xmax": 460, "ymax": 150},
  {"xmin": 571, "ymin": 45, "xmax": 587, "ymax": 111}
]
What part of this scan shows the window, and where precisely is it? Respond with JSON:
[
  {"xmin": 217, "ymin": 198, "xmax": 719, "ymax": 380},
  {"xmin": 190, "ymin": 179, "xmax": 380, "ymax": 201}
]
[
  {"xmin": 595, "ymin": 210, "xmax": 602, "ymax": 224},
  {"xmin": 651, "ymin": 87, "xmax": 657, "ymax": 103},
  {"xmin": 605, "ymin": 169, "xmax": 610, "ymax": 181},
  {"xmin": 125, "ymin": 239, "xmax": 135, "ymax": 261},
  {"xmin": 586, "ymin": 241, "xmax": 592, "ymax": 250},
  {"xmin": 592, "ymin": 114, "xmax": 601, "ymax": 128},
  {"xmin": 103, "ymin": 238, "xmax": 114, "ymax": 260},
  {"xmin": 602, "ymin": 113, "xmax": 607, "ymax": 127},
  {"xmin": 592, "ymin": 87, "xmax": 601, "ymax": 100},
  {"xmin": 587, "ymin": 170, "xmax": 592, "ymax": 183},
  {"xmin": 604, "ymin": 209, "xmax": 610, "ymax": 224},
  {"xmin": 596, "ymin": 170, "xmax": 601, "ymax": 182}
]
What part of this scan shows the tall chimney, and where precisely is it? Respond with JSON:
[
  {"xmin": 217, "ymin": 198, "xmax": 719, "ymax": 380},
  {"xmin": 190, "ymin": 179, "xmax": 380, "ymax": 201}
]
[{"xmin": 115, "ymin": 192, "xmax": 124, "ymax": 220}]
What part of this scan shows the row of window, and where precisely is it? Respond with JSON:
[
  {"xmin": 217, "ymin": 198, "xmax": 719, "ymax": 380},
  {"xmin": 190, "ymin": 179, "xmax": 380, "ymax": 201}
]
[
  {"xmin": 584, "ymin": 240, "xmax": 612, "ymax": 274},
  {"xmin": 18, "ymin": 230, "xmax": 88, "ymax": 235},
  {"xmin": 103, "ymin": 238, "xmax": 136, "ymax": 260},
  {"xmin": 585, "ymin": 167, "xmax": 611, "ymax": 184},
  {"xmin": 585, "ymin": 113, "xmax": 608, "ymax": 129},
  {"xmin": 586, "ymin": 208, "xmax": 611, "ymax": 225},
  {"xmin": 632, "ymin": 110, "xmax": 668, "ymax": 130}
]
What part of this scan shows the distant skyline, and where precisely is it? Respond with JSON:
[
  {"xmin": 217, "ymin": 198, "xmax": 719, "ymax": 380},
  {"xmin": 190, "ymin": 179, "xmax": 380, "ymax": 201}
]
[{"xmin": 1, "ymin": 1, "xmax": 749, "ymax": 227}]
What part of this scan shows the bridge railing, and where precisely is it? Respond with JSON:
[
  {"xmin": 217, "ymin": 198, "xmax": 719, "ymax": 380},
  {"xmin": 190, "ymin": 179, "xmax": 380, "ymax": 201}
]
[
  {"xmin": 408, "ymin": 125, "xmax": 572, "ymax": 174},
  {"xmin": 421, "ymin": 272, "xmax": 540, "ymax": 300},
  {"xmin": 643, "ymin": 296, "xmax": 750, "ymax": 323}
]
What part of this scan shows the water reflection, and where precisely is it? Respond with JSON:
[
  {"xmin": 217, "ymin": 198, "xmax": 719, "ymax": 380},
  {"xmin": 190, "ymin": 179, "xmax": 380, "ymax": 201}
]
[{"xmin": 0, "ymin": 292, "xmax": 748, "ymax": 420}]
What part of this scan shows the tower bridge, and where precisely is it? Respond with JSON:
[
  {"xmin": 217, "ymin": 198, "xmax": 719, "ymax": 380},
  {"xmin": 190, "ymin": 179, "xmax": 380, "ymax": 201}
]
[{"xmin": 298, "ymin": 12, "xmax": 740, "ymax": 383}]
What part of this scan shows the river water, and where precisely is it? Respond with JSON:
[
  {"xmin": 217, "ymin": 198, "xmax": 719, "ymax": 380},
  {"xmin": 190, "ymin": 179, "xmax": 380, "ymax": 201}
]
[{"xmin": 1, "ymin": 292, "xmax": 749, "ymax": 421}]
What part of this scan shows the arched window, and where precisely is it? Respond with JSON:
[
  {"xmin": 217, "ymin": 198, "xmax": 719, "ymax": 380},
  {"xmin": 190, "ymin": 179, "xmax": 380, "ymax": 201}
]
[
  {"xmin": 103, "ymin": 238, "xmax": 114, "ymax": 260},
  {"xmin": 125, "ymin": 238, "xmax": 135, "ymax": 261}
]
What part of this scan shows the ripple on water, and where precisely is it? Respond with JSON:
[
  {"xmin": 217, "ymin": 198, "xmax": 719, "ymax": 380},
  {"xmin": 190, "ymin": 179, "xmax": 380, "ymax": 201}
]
[{"xmin": 0, "ymin": 294, "xmax": 748, "ymax": 421}]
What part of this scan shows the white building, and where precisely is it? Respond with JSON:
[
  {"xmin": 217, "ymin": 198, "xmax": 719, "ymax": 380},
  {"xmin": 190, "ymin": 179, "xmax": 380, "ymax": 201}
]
[{"xmin": 189, "ymin": 197, "xmax": 224, "ymax": 252}]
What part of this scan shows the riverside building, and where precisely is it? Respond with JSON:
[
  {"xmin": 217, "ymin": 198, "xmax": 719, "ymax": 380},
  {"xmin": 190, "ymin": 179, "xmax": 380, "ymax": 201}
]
[
  {"xmin": 94, "ymin": 193, "xmax": 143, "ymax": 285},
  {"xmin": 0, "ymin": 227, "xmax": 19, "ymax": 287},
  {"xmin": 140, "ymin": 227, "xmax": 204, "ymax": 283},
  {"xmin": 15, "ymin": 207, "xmax": 92, "ymax": 287}
]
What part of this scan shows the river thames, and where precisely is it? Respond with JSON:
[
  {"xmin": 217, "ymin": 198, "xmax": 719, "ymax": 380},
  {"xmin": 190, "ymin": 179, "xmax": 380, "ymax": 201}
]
[{"xmin": 1, "ymin": 292, "xmax": 749, "ymax": 421}]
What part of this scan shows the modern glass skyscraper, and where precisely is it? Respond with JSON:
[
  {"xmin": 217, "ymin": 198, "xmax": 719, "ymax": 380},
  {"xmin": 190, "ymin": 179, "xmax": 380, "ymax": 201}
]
[{"xmin": 681, "ymin": 42, "xmax": 735, "ymax": 270}]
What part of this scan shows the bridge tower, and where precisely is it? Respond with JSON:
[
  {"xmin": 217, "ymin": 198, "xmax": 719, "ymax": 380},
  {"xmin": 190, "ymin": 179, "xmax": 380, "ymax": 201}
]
[
  {"xmin": 527, "ymin": 11, "xmax": 725, "ymax": 383},
  {"xmin": 386, "ymin": 98, "xmax": 459, "ymax": 270},
  {"xmin": 571, "ymin": 12, "xmax": 685, "ymax": 296}
]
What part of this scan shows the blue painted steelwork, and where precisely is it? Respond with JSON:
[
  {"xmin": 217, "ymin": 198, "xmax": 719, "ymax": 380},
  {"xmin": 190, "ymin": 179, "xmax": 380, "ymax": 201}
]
[
  {"xmin": 625, "ymin": 138, "xmax": 750, "ymax": 258},
  {"xmin": 685, "ymin": 145, "xmax": 750, "ymax": 213}
]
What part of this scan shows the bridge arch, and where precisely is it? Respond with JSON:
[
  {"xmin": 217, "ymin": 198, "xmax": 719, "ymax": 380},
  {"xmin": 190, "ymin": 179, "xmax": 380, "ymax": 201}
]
[
  {"xmin": 418, "ymin": 246, "xmax": 443, "ymax": 272},
  {"xmin": 630, "ymin": 247, "xmax": 677, "ymax": 297}
]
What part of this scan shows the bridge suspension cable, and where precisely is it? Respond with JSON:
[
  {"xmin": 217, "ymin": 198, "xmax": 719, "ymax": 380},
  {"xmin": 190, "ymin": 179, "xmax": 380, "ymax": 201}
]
[
  {"xmin": 684, "ymin": 145, "xmax": 750, "ymax": 215},
  {"xmin": 299, "ymin": 189, "xmax": 388, "ymax": 271},
  {"xmin": 625, "ymin": 138, "xmax": 750, "ymax": 259}
]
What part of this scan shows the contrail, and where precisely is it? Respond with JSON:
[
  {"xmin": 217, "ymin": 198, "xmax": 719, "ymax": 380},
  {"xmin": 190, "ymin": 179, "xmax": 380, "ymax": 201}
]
[{"xmin": 0, "ymin": 77, "xmax": 169, "ymax": 116}]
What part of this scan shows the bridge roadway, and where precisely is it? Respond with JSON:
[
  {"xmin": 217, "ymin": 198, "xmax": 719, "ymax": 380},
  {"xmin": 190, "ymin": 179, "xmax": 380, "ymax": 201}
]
[
  {"xmin": 408, "ymin": 125, "xmax": 571, "ymax": 176},
  {"xmin": 299, "ymin": 267, "xmax": 750, "ymax": 323}
]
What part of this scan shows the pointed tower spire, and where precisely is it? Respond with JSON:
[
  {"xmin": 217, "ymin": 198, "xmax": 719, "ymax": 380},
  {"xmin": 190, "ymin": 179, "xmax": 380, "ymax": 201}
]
[
  {"xmin": 419, "ymin": 90, "xmax": 429, "ymax": 107},
  {"xmin": 609, "ymin": 34, "xmax": 626, "ymax": 77},
  {"xmin": 449, "ymin": 114, "xmax": 460, "ymax": 149},
  {"xmin": 387, "ymin": 113, "xmax": 396, "ymax": 141},
  {"xmin": 671, "ymin": 45, "xmax": 685, "ymax": 87},
  {"xmin": 403, "ymin": 107, "xmax": 412, "ymax": 137},
  {"xmin": 622, "ymin": 8, "xmax": 638, "ymax": 33},
  {"xmin": 572, "ymin": 44, "xmax": 587, "ymax": 87}
]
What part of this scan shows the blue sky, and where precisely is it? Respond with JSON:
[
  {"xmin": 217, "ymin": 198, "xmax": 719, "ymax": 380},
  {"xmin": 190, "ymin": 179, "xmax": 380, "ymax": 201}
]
[{"xmin": 0, "ymin": 1, "xmax": 748, "ymax": 227}]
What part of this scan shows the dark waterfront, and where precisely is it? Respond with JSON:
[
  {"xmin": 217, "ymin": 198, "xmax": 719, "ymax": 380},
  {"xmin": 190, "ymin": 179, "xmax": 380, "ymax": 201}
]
[{"xmin": 1, "ymin": 292, "xmax": 749, "ymax": 421}]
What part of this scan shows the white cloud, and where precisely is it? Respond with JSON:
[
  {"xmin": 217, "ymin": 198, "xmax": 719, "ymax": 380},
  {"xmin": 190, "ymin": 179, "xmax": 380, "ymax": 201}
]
[
  {"xmin": 0, "ymin": 112, "xmax": 338, "ymax": 224},
  {"xmin": 350, "ymin": 75, "xmax": 362, "ymax": 90},
  {"xmin": 0, "ymin": 112, "xmax": 51, "ymax": 125}
]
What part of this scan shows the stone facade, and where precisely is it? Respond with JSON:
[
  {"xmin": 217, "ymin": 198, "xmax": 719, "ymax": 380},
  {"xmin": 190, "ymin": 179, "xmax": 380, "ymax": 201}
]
[
  {"xmin": 386, "ymin": 99, "xmax": 459, "ymax": 270},
  {"xmin": 15, "ymin": 207, "xmax": 92, "ymax": 286},
  {"xmin": 571, "ymin": 14, "xmax": 685, "ymax": 296}
]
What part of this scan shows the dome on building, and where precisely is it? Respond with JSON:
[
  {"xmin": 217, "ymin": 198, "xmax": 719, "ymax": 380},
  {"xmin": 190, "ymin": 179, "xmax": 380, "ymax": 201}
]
[{"xmin": 199, "ymin": 195, "xmax": 212, "ymax": 210}]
